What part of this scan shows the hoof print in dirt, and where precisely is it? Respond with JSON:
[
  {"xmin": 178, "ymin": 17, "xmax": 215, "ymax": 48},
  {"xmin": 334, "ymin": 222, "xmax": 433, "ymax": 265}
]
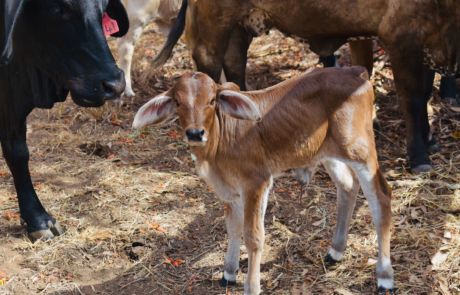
[
  {"xmin": 126, "ymin": 241, "xmax": 150, "ymax": 261},
  {"xmin": 324, "ymin": 253, "xmax": 340, "ymax": 268},
  {"xmin": 79, "ymin": 142, "xmax": 114, "ymax": 159},
  {"xmin": 28, "ymin": 220, "xmax": 64, "ymax": 243},
  {"xmin": 378, "ymin": 286, "xmax": 396, "ymax": 295},
  {"xmin": 219, "ymin": 275, "xmax": 237, "ymax": 288}
]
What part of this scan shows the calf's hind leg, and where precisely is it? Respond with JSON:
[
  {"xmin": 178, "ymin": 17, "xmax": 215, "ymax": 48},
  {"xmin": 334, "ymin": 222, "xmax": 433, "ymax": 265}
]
[
  {"xmin": 1, "ymin": 130, "xmax": 63, "ymax": 242},
  {"xmin": 322, "ymin": 159, "xmax": 360, "ymax": 266},
  {"xmin": 350, "ymin": 161, "xmax": 394, "ymax": 293}
]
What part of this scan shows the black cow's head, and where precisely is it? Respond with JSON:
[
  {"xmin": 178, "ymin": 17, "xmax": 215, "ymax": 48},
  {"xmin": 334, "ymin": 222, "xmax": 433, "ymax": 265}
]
[
  {"xmin": 421, "ymin": 0, "xmax": 460, "ymax": 76},
  {"xmin": 1, "ymin": 0, "xmax": 129, "ymax": 107}
]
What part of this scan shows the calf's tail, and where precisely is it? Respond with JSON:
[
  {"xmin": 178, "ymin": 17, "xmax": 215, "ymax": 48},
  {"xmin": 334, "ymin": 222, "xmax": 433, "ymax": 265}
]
[{"xmin": 152, "ymin": 0, "xmax": 188, "ymax": 67}]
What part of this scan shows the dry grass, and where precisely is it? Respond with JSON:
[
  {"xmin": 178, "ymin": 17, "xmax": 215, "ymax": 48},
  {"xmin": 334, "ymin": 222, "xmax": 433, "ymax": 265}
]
[{"xmin": 0, "ymin": 28, "xmax": 459, "ymax": 295}]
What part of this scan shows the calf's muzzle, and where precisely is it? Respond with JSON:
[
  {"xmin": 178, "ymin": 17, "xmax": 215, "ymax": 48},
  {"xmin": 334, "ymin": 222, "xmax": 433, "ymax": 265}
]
[{"xmin": 186, "ymin": 128, "xmax": 205, "ymax": 142}]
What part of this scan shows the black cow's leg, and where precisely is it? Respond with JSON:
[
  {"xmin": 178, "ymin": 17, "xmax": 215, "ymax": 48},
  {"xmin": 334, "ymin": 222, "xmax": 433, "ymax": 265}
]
[
  {"xmin": 440, "ymin": 76, "xmax": 458, "ymax": 101},
  {"xmin": 349, "ymin": 39, "xmax": 374, "ymax": 75},
  {"xmin": 222, "ymin": 25, "xmax": 253, "ymax": 90},
  {"xmin": 389, "ymin": 48, "xmax": 434, "ymax": 173},
  {"xmin": 319, "ymin": 55, "xmax": 337, "ymax": 68},
  {"xmin": 1, "ymin": 130, "xmax": 63, "ymax": 241}
]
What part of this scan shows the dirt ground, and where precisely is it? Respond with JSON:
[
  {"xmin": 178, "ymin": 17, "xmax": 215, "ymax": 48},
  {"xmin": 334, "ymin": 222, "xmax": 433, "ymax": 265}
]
[{"xmin": 0, "ymin": 27, "xmax": 459, "ymax": 295}]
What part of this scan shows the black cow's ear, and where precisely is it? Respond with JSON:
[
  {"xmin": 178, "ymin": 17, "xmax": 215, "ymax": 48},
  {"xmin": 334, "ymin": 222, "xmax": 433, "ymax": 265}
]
[
  {"xmin": 105, "ymin": 0, "xmax": 129, "ymax": 38},
  {"xmin": 1, "ymin": 0, "xmax": 25, "ymax": 66}
]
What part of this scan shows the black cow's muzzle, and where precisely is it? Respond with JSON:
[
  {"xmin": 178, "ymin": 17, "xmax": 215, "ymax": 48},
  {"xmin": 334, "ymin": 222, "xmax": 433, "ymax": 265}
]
[
  {"xmin": 68, "ymin": 68, "xmax": 126, "ymax": 107},
  {"xmin": 102, "ymin": 69, "xmax": 125, "ymax": 100}
]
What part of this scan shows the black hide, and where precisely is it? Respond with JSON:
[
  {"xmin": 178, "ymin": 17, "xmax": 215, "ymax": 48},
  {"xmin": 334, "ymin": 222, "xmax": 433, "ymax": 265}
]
[{"xmin": 0, "ymin": 0, "xmax": 128, "ymax": 241}]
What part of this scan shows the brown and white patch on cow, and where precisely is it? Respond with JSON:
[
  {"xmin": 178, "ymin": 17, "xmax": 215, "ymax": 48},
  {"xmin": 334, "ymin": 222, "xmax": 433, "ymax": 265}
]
[{"xmin": 242, "ymin": 8, "xmax": 273, "ymax": 37}]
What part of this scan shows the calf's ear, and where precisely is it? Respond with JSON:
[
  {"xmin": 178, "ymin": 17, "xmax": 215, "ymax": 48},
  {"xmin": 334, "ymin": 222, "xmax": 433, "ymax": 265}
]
[
  {"xmin": 133, "ymin": 92, "xmax": 176, "ymax": 129},
  {"xmin": 105, "ymin": 0, "xmax": 129, "ymax": 37},
  {"xmin": 1, "ymin": 0, "xmax": 25, "ymax": 66},
  {"xmin": 218, "ymin": 90, "xmax": 261, "ymax": 121}
]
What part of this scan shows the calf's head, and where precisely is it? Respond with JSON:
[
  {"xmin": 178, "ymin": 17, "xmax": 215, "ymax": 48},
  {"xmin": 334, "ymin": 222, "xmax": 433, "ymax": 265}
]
[
  {"xmin": 133, "ymin": 72, "xmax": 261, "ymax": 147},
  {"xmin": 1, "ymin": 0, "xmax": 129, "ymax": 107}
]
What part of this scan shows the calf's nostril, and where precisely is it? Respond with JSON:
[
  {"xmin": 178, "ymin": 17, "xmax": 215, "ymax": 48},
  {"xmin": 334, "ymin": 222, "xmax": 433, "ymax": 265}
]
[{"xmin": 186, "ymin": 129, "xmax": 205, "ymax": 141}]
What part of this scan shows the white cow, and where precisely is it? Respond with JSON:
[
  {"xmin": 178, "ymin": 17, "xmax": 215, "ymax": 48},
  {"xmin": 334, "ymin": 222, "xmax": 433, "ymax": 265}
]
[{"xmin": 118, "ymin": 0, "xmax": 182, "ymax": 97}]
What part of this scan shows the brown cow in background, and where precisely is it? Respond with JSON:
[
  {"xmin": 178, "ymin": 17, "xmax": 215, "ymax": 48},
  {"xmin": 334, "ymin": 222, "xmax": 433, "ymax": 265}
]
[{"xmin": 154, "ymin": 0, "xmax": 460, "ymax": 173}]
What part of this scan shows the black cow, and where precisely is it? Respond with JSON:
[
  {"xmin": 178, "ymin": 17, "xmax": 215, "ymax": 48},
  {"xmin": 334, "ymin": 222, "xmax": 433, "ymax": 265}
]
[{"xmin": 0, "ymin": 0, "xmax": 129, "ymax": 241}]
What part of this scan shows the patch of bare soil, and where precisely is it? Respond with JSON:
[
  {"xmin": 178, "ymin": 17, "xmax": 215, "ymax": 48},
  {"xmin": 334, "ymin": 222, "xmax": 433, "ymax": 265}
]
[{"xmin": 0, "ymin": 27, "xmax": 459, "ymax": 295}]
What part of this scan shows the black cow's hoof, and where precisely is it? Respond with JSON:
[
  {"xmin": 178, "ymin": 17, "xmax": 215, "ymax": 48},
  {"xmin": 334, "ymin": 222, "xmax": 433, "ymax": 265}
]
[
  {"xmin": 411, "ymin": 163, "xmax": 432, "ymax": 174},
  {"xmin": 28, "ymin": 220, "xmax": 64, "ymax": 243},
  {"xmin": 219, "ymin": 274, "xmax": 237, "ymax": 288},
  {"xmin": 324, "ymin": 253, "xmax": 339, "ymax": 268},
  {"xmin": 427, "ymin": 138, "xmax": 440, "ymax": 154},
  {"xmin": 377, "ymin": 286, "xmax": 396, "ymax": 294}
]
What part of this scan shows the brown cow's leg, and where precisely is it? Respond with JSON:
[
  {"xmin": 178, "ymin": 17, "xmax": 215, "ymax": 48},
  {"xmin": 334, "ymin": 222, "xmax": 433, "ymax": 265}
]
[
  {"xmin": 192, "ymin": 44, "xmax": 227, "ymax": 84},
  {"xmin": 349, "ymin": 39, "xmax": 374, "ymax": 75},
  {"xmin": 322, "ymin": 159, "xmax": 359, "ymax": 266},
  {"xmin": 350, "ymin": 161, "xmax": 394, "ymax": 293},
  {"xmin": 243, "ymin": 177, "xmax": 272, "ymax": 295},
  {"xmin": 389, "ymin": 47, "xmax": 434, "ymax": 172},
  {"xmin": 223, "ymin": 25, "xmax": 253, "ymax": 90}
]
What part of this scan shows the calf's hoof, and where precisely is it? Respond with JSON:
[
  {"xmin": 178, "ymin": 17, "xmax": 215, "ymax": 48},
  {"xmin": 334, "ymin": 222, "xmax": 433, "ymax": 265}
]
[
  {"xmin": 219, "ymin": 274, "xmax": 237, "ymax": 288},
  {"xmin": 324, "ymin": 253, "xmax": 340, "ymax": 268},
  {"xmin": 377, "ymin": 286, "xmax": 396, "ymax": 294},
  {"xmin": 28, "ymin": 220, "xmax": 64, "ymax": 243}
]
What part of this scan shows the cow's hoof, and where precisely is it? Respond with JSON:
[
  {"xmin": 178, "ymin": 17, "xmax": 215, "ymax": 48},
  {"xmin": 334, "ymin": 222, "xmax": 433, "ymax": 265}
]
[
  {"xmin": 28, "ymin": 220, "xmax": 64, "ymax": 242},
  {"xmin": 219, "ymin": 274, "xmax": 237, "ymax": 288},
  {"xmin": 123, "ymin": 88, "xmax": 136, "ymax": 98},
  {"xmin": 411, "ymin": 163, "xmax": 432, "ymax": 174},
  {"xmin": 377, "ymin": 286, "xmax": 396, "ymax": 294},
  {"xmin": 324, "ymin": 253, "xmax": 340, "ymax": 268},
  {"xmin": 427, "ymin": 138, "xmax": 440, "ymax": 154}
]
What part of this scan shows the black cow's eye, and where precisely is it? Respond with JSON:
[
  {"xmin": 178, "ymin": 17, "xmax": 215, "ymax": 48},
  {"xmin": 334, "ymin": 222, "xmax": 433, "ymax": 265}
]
[
  {"xmin": 210, "ymin": 99, "xmax": 216, "ymax": 106},
  {"xmin": 49, "ymin": 4, "xmax": 71, "ymax": 20}
]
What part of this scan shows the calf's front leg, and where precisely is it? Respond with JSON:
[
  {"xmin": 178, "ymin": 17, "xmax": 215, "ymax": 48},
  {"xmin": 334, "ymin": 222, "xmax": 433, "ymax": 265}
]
[
  {"xmin": 242, "ymin": 177, "xmax": 272, "ymax": 295},
  {"xmin": 221, "ymin": 198, "xmax": 244, "ymax": 287},
  {"xmin": 1, "ymin": 133, "xmax": 63, "ymax": 241}
]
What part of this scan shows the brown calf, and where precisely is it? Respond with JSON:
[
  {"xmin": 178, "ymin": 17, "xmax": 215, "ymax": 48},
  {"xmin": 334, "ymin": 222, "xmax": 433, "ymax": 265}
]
[{"xmin": 133, "ymin": 67, "xmax": 394, "ymax": 295}]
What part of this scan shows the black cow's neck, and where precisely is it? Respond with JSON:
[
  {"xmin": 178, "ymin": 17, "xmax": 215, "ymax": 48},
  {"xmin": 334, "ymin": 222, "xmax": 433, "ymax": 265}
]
[{"xmin": 0, "ymin": 60, "xmax": 68, "ymax": 139}]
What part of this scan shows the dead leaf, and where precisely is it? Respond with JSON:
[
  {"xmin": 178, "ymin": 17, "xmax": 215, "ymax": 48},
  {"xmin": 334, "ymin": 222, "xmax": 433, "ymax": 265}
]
[
  {"xmin": 312, "ymin": 219, "xmax": 324, "ymax": 227},
  {"xmin": 334, "ymin": 288, "xmax": 355, "ymax": 295},
  {"xmin": 367, "ymin": 258, "xmax": 377, "ymax": 266},
  {"xmin": 163, "ymin": 256, "xmax": 184, "ymax": 267},
  {"xmin": 431, "ymin": 251, "xmax": 449, "ymax": 268},
  {"xmin": 0, "ymin": 271, "xmax": 9, "ymax": 286},
  {"xmin": 3, "ymin": 210, "xmax": 20, "ymax": 222},
  {"xmin": 148, "ymin": 222, "xmax": 167, "ymax": 233}
]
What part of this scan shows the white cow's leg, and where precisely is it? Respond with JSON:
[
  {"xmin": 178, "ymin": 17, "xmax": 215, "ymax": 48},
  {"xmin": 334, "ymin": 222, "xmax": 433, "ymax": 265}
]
[
  {"xmin": 322, "ymin": 159, "xmax": 359, "ymax": 264},
  {"xmin": 118, "ymin": 18, "xmax": 147, "ymax": 98}
]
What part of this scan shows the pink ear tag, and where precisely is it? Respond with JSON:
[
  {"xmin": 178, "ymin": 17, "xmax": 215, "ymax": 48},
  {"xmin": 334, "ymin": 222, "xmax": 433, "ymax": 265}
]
[{"xmin": 102, "ymin": 13, "xmax": 119, "ymax": 37}]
